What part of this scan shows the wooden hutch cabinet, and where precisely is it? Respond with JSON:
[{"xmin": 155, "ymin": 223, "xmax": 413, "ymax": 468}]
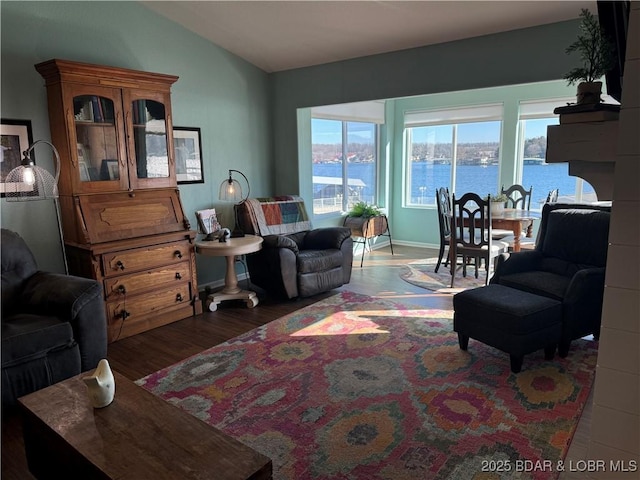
[{"xmin": 36, "ymin": 59, "xmax": 202, "ymax": 342}]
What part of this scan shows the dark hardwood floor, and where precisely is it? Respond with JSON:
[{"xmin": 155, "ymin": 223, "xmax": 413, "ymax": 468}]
[{"xmin": 0, "ymin": 245, "xmax": 590, "ymax": 479}]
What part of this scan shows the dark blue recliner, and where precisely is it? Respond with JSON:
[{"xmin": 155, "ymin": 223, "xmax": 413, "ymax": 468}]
[{"xmin": 490, "ymin": 203, "xmax": 611, "ymax": 356}]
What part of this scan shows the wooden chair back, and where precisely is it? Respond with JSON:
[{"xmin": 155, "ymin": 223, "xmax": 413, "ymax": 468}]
[
  {"xmin": 434, "ymin": 187, "xmax": 452, "ymax": 272},
  {"xmin": 436, "ymin": 187, "xmax": 452, "ymax": 240},
  {"xmin": 450, "ymin": 192, "xmax": 507, "ymax": 286},
  {"xmin": 451, "ymin": 192, "xmax": 491, "ymax": 251},
  {"xmin": 501, "ymin": 184, "xmax": 532, "ymax": 210}
]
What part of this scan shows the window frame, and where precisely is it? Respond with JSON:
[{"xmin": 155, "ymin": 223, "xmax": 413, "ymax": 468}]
[
  {"xmin": 311, "ymin": 117, "xmax": 380, "ymax": 218},
  {"xmin": 403, "ymin": 103, "xmax": 504, "ymax": 208}
]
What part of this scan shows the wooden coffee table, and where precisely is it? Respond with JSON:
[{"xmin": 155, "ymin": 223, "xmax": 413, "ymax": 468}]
[{"xmin": 18, "ymin": 371, "xmax": 272, "ymax": 480}]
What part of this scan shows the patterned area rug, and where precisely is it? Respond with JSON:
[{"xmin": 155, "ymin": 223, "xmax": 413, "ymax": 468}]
[
  {"xmin": 400, "ymin": 258, "xmax": 487, "ymax": 293},
  {"xmin": 137, "ymin": 291, "xmax": 597, "ymax": 480}
]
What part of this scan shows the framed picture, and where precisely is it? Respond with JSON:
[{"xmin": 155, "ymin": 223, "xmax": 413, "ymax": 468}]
[
  {"xmin": 1, "ymin": 119, "xmax": 35, "ymax": 197},
  {"xmin": 100, "ymin": 159, "xmax": 120, "ymax": 181},
  {"xmin": 76, "ymin": 143, "xmax": 88, "ymax": 164},
  {"xmin": 78, "ymin": 161, "xmax": 90, "ymax": 182},
  {"xmin": 173, "ymin": 126, "xmax": 204, "ymax": 184}
]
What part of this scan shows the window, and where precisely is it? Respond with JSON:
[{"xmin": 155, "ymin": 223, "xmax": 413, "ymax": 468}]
[
  {"xmin": 518, "ymin": 100, "xmax": 597, "ymax": 208},
  {"xmin": 404, "ymin": 104, "xmax": 503, "ymax": 206},
  {"xmin": 311, "ymin": 119, "xmax": 378, "ymax": 215}
]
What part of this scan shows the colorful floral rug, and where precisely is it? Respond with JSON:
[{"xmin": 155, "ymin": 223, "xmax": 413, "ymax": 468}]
[
  {"xmin": 400, "ymin": 258, "xmax": 487, "ymax": 293},
  {"xmin": 137, "ymin": 291, "xmax": 597, "ymax": 480}
]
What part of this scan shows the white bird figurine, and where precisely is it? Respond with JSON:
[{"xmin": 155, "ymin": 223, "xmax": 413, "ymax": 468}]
[{"xmin": 83, "ymin": 359, "xmax": 115, "ymax": 408}]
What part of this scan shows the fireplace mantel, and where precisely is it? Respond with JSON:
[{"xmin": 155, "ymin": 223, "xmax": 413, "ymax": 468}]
[{"xmin": 546, "ymin": 115, "xmax": 620, "ymax": 200}]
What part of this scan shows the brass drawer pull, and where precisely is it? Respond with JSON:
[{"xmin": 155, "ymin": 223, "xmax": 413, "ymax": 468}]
[
  {"xmin": 176, "ymin": 293, "xmax": 184, "ymax": 302},
  {"xmin": 115, "ymin": 260, "xmax": 125, "ymax": 270},
  {"xmin": 174, "ymin": 250, "xmax": 183, "ymax": 259},
  {"xmin": 175, "ymin": 272, "xmax": 182, "ymax": 280},
  {"xmin": 118, "ymin": 310, "xmax": 130, "ymax": 320},
  {"xmin": 117, "ymin": 285, "xmax": 126, "ymax": 294}
]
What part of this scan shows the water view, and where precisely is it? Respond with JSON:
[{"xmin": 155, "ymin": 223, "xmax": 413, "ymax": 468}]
[{"xmin": 313, "ymin": 161, "xmax": 596, "ymax": 212}]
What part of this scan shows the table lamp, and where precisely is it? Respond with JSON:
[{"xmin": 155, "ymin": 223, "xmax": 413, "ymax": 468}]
[{"xmin": 218, "ymin": 169, "xmax": 250, "ymax": 237}]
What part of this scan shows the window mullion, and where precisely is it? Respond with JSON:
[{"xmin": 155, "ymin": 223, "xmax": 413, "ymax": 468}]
[
  {"xmin": 451, "ymin": 125, "xmax": 458, "ymax": 194},
  {"xmin": 342, "ymin": 121, "xmax": 348, "ymax": 211}
]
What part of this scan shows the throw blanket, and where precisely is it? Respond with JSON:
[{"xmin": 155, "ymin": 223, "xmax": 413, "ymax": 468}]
[{"xmin": 241, "ymin": 196, "xmax": 312, "ymax": 236}]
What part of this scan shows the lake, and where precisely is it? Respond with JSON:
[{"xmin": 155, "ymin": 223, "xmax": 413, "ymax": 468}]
[{"xmin": 313, "ymin": 161, "xmax": 596, "ymax": 207}]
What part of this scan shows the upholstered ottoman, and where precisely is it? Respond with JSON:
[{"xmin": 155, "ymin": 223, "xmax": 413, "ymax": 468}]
[{"xmin": 453, "ymin": 284, "xmax": 562, "ymax": 373}]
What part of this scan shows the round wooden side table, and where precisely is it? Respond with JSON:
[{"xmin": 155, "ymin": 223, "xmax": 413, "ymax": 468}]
[{"xmin": 195, "ymin": 234, "xmax": 263, "ymax": 312}]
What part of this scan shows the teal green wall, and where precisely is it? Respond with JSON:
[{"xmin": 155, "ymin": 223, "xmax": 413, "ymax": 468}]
[
  {"xmin": 0, "ymin": 1, "xmax": 271, "ymax": 286},
  {"xmin": 270, "ymin": 19, "xmax": 582, "ymax": 224}
]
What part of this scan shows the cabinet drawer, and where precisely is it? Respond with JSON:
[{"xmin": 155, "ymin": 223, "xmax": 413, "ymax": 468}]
[
  {"xmin": 103, "ymin": 241, "xmax": 190, "ymax": 276},
  {"xmin": 106, "ymin": 283, "xmax": 192, "ymax": 325},
  {"xmin": 104, "ymin": 262, "xmax": 191, "ymax": 300}
]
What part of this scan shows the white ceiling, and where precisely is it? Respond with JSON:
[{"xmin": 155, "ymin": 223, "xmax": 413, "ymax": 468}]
[{"xmin": 142, "ymin": 1, "xmax": 595, "ymax": 73}]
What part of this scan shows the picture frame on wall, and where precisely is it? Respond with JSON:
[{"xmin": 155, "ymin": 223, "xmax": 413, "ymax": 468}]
[
  {"xmin": 1, "ymin": 119, "xmax": 35, "ymax": 197},
  {"xmin": 173, "ymin": 126, "xmax": 204, "ymax": 184}
]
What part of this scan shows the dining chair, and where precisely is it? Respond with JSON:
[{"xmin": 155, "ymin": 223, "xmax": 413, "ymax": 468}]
[
  {"xmin": 499, "ymin": 184, "xmax": 534, "ymax": 243},
  {"xmin": 501, "ymin": 184, "xmax": 533, "ymax": 210},
  {"xmin": 546, "ymin": 188, "xmax": 559, "ymax": 203},
  {"xmin": 435, "ymin": 187, "xmax": 452, "ymax": 273},
  {"xmin": 450, "ymin": 192, "xmax": 509, "ymax": 287}
]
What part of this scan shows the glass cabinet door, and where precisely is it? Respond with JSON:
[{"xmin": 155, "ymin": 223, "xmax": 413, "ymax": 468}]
[
  {"xmin": 130, "ymin": 98, "xmax": 172, "ymax": 188},
  {"xmin": 73, "ymin": 94, "xmax": 124, "ymax": 189}
]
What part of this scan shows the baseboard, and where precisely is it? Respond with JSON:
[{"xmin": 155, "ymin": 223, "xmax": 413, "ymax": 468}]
[{"xmin": 389, "ymin": 239, "xmax": 440, "ymax": 250}]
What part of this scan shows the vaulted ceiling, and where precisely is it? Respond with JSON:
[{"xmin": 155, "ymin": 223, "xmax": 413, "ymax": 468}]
[{"xmin": 142, "ymin": 1, "xmax": 595, "ymax": 73}]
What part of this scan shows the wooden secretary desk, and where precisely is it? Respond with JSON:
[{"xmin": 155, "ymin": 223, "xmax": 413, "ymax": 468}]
[{"xmin": 36, "ymin": 59, "xmax": 202, "ymax": 342}]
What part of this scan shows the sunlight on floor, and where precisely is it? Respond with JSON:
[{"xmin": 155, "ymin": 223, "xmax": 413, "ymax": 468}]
[{"xmin": 290, "ymin": 308, "xmax": 453, "ymax": 337}]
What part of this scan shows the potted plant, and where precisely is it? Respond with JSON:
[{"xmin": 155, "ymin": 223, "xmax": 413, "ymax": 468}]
[
  {"xmin": 343, "ymin": 201, "xmax": 387, "ymax": 238},
  {"xmin": 346, "ymin": 201, "xmax": 381, "ymax": 218},
  {"xmin": 563, "ymin": 8, "xmax": 616, "ymax": 105},
  {"xmin": 489, "ymin": 193, "xmax": 508, "ymax": 216}
]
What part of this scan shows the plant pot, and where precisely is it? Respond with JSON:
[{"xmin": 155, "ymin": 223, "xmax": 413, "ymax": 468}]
[
  {"xmin": 343, "ymin": 215, "xmax": 388, "ymax": 238},
  {"xmin": 576, "ymin": 81, "xmax": 602, "ymax": 105},
  {"xmin": 490, "ymin": 201, "xmax": 505, "ymax": 216}
]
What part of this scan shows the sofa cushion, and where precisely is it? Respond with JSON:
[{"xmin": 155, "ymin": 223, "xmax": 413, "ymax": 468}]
[
  {"xmin": 498, "ymin": 271, "xmax": 571, "ymax": 301},
  {"xmin": 1, "ymin": 314, "xmax": 76, "ymax": 367},
  {"xmin": 297, "ymin": 249, "xmax": 343, "ymax": 274}
]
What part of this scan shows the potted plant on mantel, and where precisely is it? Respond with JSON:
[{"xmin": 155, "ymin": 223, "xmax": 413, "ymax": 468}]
[
  {"xmin": 563, "ymin": 8, "xmax": 617, "ymax": 106},
  {"xmin": 343, "ymin": 201, "xmax": 388, "ymax": 238}
]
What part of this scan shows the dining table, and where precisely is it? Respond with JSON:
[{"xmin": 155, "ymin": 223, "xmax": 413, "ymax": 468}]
[
  {"xmin": 448, "ymin": 208, "xmax": 541, "ymax": 253},
  {"xmin": 489, "ymin": 208, "xmax": 540, "ymax": 252}
]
